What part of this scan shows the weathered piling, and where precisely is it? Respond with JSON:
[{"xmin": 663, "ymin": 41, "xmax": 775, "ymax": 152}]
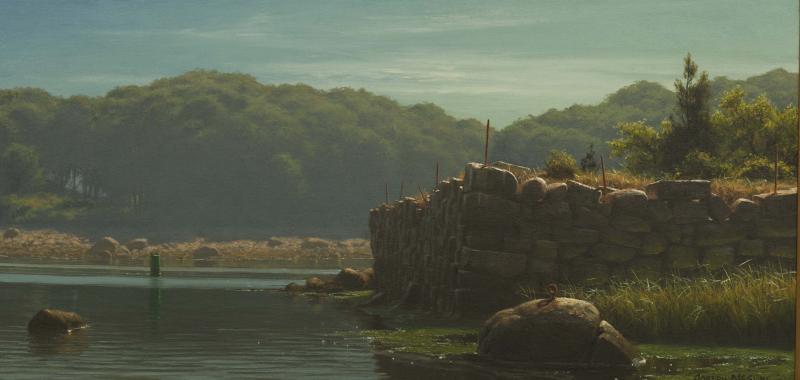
[{"xmin": 149, "ymin": 253, "xmax": 161, "ymax": 277}]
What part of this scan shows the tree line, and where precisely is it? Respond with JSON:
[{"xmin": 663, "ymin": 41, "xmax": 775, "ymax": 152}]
[{"xmin": 0, "ymin": 58, "xmax": 796, "ymax": 235}]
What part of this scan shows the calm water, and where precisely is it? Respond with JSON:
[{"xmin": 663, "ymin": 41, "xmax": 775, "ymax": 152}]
[
  {"xmin": 0, "ymin": 264, "xmax": 409, "ymax": 379},
  {"xmin": 1, "ymin": 264, "xmax": 793, "ymax": 379}
]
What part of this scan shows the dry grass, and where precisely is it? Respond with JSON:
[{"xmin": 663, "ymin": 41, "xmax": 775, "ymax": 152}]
[{"xmin": 573, "ymin": 170, "xmax": 796, "ymax": 205}]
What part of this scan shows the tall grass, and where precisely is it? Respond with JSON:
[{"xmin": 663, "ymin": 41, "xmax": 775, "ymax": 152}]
[{"xmin": 523, "ymin": 266, "xmax": 796, "ymax": 347}]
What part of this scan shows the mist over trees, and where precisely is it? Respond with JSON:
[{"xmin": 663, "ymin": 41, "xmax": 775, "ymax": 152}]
[{"xmin": 0, "ymin": 63, "xmax": 796, "ymax": 236}]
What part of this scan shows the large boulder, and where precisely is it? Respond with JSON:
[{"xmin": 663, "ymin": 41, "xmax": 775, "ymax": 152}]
[
  {"xmin": 590, "ymin": 321, "xmax": 639, "ymax": 366},
  {"xmin": 463, "ymin": 162, "xmax": 518, "ymax": 198},
  {"xmin": 124, "ymin": 238, "xmax": 149, "ymax": 251},
  {"xmin": 86, "ymin": 236, "xmax": 119, "ymax": 262},
  {"xmin": 730, "ymin": 198, "xmax": 760, "ymax": 222},
  {"xmin": 88, "ymin": 237, "xmax": 119, "ymax": 256},
  {"xmin": 28, "ymin": 309, "xmax": 87, "ymax": 334},
  {"xmin": 566, "ymin": 180, "xmax": 602, "ymax": 208},
  {"xmin": 3, "ymin": 227, "xmax": 20, "ymax": 239},
  {"xmin": 645, "ymin": 180, "xmax": 711, "ymax": 201},
  {"xmin": 519, "ymin": 177, "xmax": 547, "ymax": 203},
  {"xmin": 753, "ymin": 189, "xmax": 797, "ymax": 219},
  {"xmin": 478, "ymin": 297, "xmax": 637, "ymax": 366},
  {"xmin": 603, "ymin": 189, "xmax": 648, "ymax": 215},
  {"xmin": 333, "ymin": 268, "xmax": 374, "ymax": 289},
  {"xmin": 544, "ymin": 182, "xmax": 568, "ymax": 202}
]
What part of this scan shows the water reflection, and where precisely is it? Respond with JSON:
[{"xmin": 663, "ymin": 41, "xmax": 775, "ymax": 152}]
[
  {"xmin": 149, "ymin": 278, "xmax": 162, "ymax": 328},
  {"xmin": 28, "ymin": 329, "xmax": 89, "ymax": 356}
]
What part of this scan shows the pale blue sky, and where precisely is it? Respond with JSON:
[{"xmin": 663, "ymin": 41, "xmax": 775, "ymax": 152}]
[{"xmin": 0, "ymin": 1, "xmax": 796, "ymax": 126}]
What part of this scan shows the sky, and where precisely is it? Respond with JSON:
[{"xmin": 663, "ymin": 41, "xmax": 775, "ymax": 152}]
[{"xmin": 0, "ymin": 0, "xmax": 796, "ymax": 126}]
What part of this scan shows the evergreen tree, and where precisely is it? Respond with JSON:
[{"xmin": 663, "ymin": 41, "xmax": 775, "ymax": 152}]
[
  {"xmin": 660, "ymin": 53, "xmax": 714, "ymax": 173},
  {"xmin": 580, "ymin": 143, "xmax": 598, "ymax": 172}
]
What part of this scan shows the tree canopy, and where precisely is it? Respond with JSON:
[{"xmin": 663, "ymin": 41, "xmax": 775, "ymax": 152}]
[{"xmin": 0, "ymin": 64, "xmax": 795, "ymax": 235}]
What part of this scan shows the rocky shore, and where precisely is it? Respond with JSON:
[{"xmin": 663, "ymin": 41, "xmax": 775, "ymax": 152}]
[{"xmin": 0, "ymin": 228, "xmax": 371, "ymax": 265}]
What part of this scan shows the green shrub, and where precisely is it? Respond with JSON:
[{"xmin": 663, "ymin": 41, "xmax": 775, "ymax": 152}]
[
  {"xmin": 736, "ymin": 155, "xmax": 793, "ymax": 180},
  {"xmin": 544, "ymin": 150, "xmax": 578, "ymax": 179}
]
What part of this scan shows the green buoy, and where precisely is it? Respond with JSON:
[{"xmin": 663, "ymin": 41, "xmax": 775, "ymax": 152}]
[{"xmin": 149, "ymin": 252, "xmax": 161, "ymax": 277}]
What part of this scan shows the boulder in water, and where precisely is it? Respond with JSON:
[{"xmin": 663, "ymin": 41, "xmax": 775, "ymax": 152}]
[{"xmin": 28, "ymin": 309, "xmax": 87, "ymax": 334}]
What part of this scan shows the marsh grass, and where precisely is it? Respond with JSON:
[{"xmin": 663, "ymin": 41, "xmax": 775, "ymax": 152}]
[{"xmin": 521, "ymin": 266, "xmax": 796, "ymax": 346}]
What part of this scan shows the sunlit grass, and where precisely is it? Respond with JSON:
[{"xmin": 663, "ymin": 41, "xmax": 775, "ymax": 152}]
[
  {"xmin": 521, "ymin": 266, "xmax": 796, "ymax": 346},
  {"xmin": 2, "ymin": 193, "xmax": 88, "ymax": 222},
  {"xmin": 575, "ymin": 170, "xmax": 795, "ymax": 205}
]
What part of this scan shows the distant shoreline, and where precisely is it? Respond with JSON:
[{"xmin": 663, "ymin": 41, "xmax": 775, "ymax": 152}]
[{"xmin": 0, "ymin": 228, "xmax": 372, "ymax": 267}]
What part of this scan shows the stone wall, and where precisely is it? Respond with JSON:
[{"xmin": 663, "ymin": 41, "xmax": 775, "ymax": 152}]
[{"xmin": 368, "ymin": 162, "xmax": 797, "ymax": 315}]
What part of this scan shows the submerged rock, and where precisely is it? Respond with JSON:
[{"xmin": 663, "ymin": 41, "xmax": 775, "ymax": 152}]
[
  {"xmin": 284, "ymin": 282, "xmax": 304, "ymax": 293},
  {"xmin": 477, "ymin": 297, "xmax": 637, "ymax": 367},
  {"xmin": 28, "ymin": 309, "xmax": 87, "ymax": 334}
]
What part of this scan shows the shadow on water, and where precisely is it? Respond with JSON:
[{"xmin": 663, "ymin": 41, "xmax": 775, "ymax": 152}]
[{"xmin": 28, "ymin": 329, "xmax": 89, "ymax": 356}]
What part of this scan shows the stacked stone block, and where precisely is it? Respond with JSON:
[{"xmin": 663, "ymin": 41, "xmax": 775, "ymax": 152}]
[{"xmin": 369, "ymin": 162, "xmax": 797, "ymax": 315}]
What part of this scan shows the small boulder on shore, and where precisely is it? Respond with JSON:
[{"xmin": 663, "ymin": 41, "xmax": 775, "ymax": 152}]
[
  {"xmin": 3, "ymin": 228, "xmax": 21, "ymax": 239},
  {"xmin": 86, "ymin": 237, "xmax": 119, "ymax": 262},
  {"xmin": 478, "ymin": 297, "xmax": 638, "ymax": 367},
  {"xmin": 28, "ymin": 309, "xmax": 87, "ymax": 334},
  {"xmin": 124, "ymin": 238, "xmax": 149, "ymax": 251},
  {"xmin": 287, "ymin": 268, "xmax": 376, "ymax": 293},
  {"xmin": 193, "ymin": 246, "xmax": 219, "ymax": 260},
  {"xmin": 334, "ymin": 267, "xmax": 374, "ymax": 289}
]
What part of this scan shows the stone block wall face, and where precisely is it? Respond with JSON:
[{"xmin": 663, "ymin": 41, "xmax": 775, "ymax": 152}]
[{"xmin": 369, "ymin": 162, "xmax": 798, "ymax": 314}]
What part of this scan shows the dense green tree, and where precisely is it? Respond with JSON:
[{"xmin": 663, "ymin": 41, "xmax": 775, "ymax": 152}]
[{"xmin": 0, "ymin": 143, "xmax": 43, "ymax": 194}]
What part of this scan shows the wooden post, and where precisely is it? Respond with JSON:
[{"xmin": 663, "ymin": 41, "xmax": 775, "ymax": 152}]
[
  {"xmin": 149, "ymin": 252, "xmax": 161, "ymax": 277},
  {"xmin": 600, "ymin": 155, "xmax": 607, "ymax": 191},
  {"xmin": 418, "ymin": 185, "xmax": 427, "ymax": 207},
  {"xmin": 484, "ymin": 119, "xmax": 490, "ymax": 166},
  {"xmin": 774, "ymin": 142, "xmax": 779, "ymax": 194}
]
